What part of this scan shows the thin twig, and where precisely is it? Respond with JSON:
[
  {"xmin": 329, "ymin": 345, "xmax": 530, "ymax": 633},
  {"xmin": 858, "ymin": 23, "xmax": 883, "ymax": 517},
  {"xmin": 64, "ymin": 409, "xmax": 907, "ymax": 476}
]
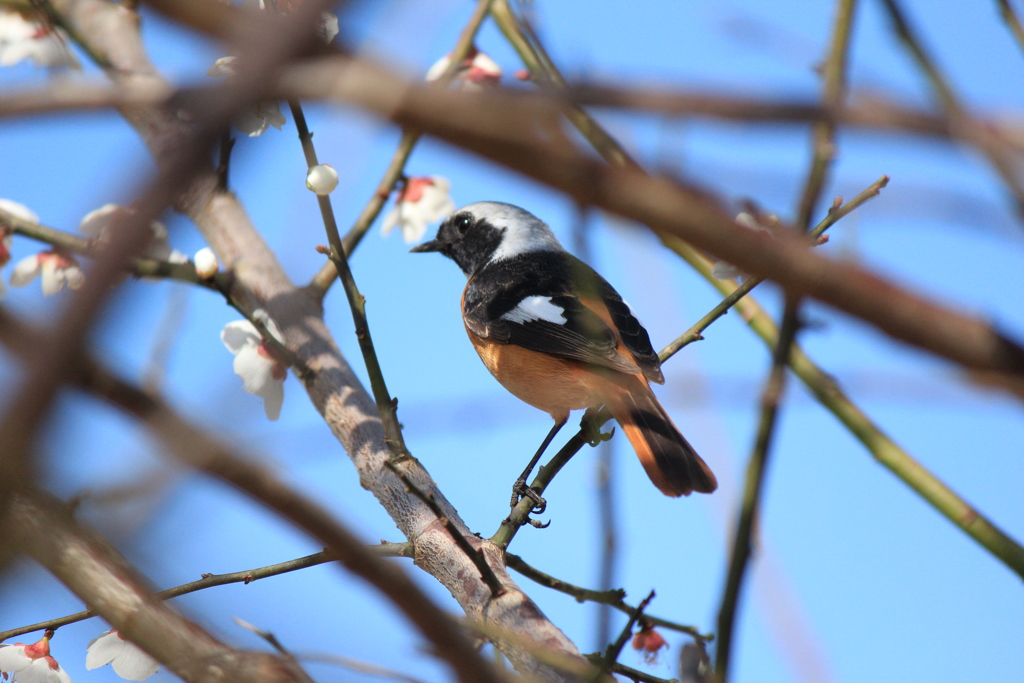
[
  {"xmin": 307, "ymin": 0, "xmax": 495, "ymax": 298},
  {"xmin": 295, "ymin": 98, "xmax": 410, "ymax": 461},
  {"xmin": 386, "ymin": 462, "xmax": 506, "ymax": 597},
  {"xmin": 505, "ymin": 554, "xmax": 711, "ymax": 641},
  {"xmin": 0, "ymin": 545, "xmax": 413, "ymax": 642},
  {"xmin": 601, "ymin": 590, "xmax": 655, "ymax": 674}
]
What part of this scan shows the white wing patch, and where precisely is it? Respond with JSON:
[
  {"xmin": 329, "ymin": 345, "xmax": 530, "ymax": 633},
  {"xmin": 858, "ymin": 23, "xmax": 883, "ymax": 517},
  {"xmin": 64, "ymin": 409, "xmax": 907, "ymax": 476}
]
[{"xmin": 501, "ymin": 296, "xmax": 567, "ymax": 325}]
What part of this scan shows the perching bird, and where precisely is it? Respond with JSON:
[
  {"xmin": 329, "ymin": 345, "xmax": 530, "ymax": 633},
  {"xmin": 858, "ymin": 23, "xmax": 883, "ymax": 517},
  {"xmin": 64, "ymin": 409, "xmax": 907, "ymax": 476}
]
[{"xmin": 411, "ymin": 202, "xmax": 717, "ymax": 506}]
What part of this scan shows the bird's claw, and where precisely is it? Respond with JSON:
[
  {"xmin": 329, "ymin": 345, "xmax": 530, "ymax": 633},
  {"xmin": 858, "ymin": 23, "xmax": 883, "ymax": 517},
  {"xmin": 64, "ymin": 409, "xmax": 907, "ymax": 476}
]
[{"xmin": 511, "ymin": 479, "xmax": 547, "ymax": 515}]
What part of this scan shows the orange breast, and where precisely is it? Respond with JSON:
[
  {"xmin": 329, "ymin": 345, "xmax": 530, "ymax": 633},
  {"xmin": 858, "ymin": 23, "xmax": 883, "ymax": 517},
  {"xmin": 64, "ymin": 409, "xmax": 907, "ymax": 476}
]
[{"xmin": 467, "ymin": 326, "xmax": 603, "ymax": 420}]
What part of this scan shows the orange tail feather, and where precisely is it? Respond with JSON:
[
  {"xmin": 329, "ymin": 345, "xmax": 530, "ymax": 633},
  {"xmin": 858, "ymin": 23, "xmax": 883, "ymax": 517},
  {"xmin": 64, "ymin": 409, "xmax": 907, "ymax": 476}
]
[{"xmin": 606, "ymin": 380, "xmax": 717, "ymax": 497}]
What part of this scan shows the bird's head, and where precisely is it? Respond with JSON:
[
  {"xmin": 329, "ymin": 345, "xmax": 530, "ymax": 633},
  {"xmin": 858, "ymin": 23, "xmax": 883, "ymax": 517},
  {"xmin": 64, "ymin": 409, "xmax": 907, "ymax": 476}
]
[{"xmin": 411, "ymin": 201, "xmax": 562, "ymax": 277}]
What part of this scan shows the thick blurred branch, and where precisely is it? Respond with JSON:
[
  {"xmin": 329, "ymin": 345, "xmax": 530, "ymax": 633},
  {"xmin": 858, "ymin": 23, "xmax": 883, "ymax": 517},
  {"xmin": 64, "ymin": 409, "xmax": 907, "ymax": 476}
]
[{"xmin": 5, "ymin": 490, "xmax": 313, "ymax": 683}]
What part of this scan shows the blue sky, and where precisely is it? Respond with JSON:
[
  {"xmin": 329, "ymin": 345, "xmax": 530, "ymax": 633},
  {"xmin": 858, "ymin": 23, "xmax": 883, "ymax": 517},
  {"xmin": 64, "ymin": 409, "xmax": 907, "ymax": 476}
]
[{"xmin": 2, "ymin": 1, "xmax": 1023, "ymax": 683}]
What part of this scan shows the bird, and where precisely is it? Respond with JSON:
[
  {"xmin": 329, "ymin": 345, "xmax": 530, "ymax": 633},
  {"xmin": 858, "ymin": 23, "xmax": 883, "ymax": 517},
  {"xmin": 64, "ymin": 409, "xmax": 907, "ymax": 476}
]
[{"xmin": 411, "ymin": 201, "xmax": 717, "ymax": 507}]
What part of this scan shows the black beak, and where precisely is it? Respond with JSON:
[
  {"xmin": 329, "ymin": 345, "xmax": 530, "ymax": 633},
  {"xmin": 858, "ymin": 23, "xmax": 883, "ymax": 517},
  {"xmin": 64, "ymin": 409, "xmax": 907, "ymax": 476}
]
[{"xmin": 409, "ymin": 239, "xmax": 443, "ymax": 253}]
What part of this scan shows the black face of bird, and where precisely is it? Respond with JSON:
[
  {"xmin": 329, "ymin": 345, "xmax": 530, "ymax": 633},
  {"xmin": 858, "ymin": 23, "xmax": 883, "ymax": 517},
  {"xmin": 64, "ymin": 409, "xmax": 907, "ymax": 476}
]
[{"xmin": 410, "ymin": 210, "xmax": 505, "ymax": 277}]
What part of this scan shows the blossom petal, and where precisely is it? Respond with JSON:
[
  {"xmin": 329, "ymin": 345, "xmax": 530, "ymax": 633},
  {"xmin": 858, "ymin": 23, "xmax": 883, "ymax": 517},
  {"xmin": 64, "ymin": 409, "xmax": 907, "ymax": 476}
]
[
  {"xmin": 425, "ymin": 54, "xmax": 451, "ymax": 82},
  {"xmin": 0, "ymin": 644, "xmax": 31, "ymax": 672},
  {"xmin": 380, "ymin": 206, "xmax": 400, "ymax": 236},
  {"xmin": 109, "ymin": 643, "xmax": 159, "ymax": 681},
  {"xmin": 261, "ymin": 102, "xmax": 286, "ymax": 131},
  {"xmin": 16, "ymin": 658, "xmax": 67, "ymax": 683},
  {"xmin": 251, "ymin": 309, "xmax": 284, "ymax": 344},
  {"xmin": 85, "ymin": 631, "xmax": 123, "ymax": 670},
  {"xmin": 40, "ymin": 258, "xmax": 65, "ymax": 296},
  {"xmin": 234, "ymin": 108, "xmax": 269, "ymax": 137},
  {"xmin": 64, "ymin": 265, "xmax": 85, "ymax": 291},
  {"xmin": 10, "ymin": 254, "xmax": 41, "ymax": 287},
  {"xmin": 79, "ymin": 203, "xmax": 123, "ymax": 238},
  {"xmin": 233, "ymin": 346, "xmax": 277, "ymax": 395},
  {"xmin": 0, "ymin": 198, "xmax": 39, "ymax": 223},
  {"xmin": 221, "ymin": 320, "xmax": 260, "ymax": 355},
  {"xmin": 257, "ymin": 373, "xmax": 284, "ymax": 421}
]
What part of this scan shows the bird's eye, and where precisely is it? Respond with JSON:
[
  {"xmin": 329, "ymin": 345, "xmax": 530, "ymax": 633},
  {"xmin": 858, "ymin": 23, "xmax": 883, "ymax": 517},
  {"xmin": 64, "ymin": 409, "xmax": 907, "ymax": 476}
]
[{"xmin": 455, "ymin": 214, "xmax": 472, "ymax": 234}]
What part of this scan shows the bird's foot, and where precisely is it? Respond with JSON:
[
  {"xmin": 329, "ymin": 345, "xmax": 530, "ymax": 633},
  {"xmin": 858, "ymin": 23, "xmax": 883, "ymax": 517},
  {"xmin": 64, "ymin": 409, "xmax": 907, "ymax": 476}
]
[
  {"xmin": 510, "ymin": 479, "xmax": 547, "ymax": 515},
  {"xmin": 581, "ymin": 410, "xmax": 615, "ymax": 447}
]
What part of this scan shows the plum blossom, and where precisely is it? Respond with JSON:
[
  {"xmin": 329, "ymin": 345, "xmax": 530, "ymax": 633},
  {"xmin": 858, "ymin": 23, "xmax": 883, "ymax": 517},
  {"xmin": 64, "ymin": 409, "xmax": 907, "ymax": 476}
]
[
  {"xmin": 425, "ymin": 47, "xmax": 502, "ymax": 90},
  {"xmin": 0, "ymin": 8, "xmax": 79, "ymax": 69},
  {"xmin": 305, "ymin": 164, "xmax": 338, "ymax": 196},
  {"xmin": 711, "ymin": 211, "xmax": 775, "ymax": 281},
  {"xmin": 0, "ymin": 198, "xmax": 39, "ymax": 301},
  {"xmin": 85, "ymin": 629, "xmax": 159, "ymax": 681},
  {"xmin": 221, "ymin": 310, "xmax": 287, "ymax": 420},
  {"xmin": 79, "ymin": 203, "xmax": 187, "ymax": 263},
  {"xmin": 206, "ymin": 57, "xmax": 286, "ymax": 137},
  {"xmin": 381, "ymin": 176, "xmax": 455, "ymax": 244},
  {"xmin": 631, "ymin": 621, "xmax": 667, "ymax": 664},
  {"xmin": 193, "ymin": 247, "xmax": 219, "ymax": 278},
  {"xmin": 10, "ymin": 250, "xmax": 84, "ymax": 296},
  {"xmin": 0, "ymin": 630, "xmax": 72, "ymax": 683}
]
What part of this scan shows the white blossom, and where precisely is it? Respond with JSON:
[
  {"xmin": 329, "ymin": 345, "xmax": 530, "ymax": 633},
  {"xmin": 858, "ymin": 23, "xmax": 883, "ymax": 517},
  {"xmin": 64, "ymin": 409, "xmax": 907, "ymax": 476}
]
[
  {"xmin": 0, "ymin": 8, "xmax": 79, "ymax": 69},
  {"xmin": 10, "ymin": 251, "xmax": 84, "ymax": 296},
  {"xmin": 86, "ymin": 629, "xmax": 159, "ymax": 681},
  {"xmin": 305, "ymin": 164, "xmax": 338, "ymax": 196},
  {"xmin": 194, "ymin": 247, "xmax": 219, "ymax": 278},
  {"xmin": 221, "ymin": 310, "xmax": 287, "ymax": 420},
  {"xmin": 382, "ymin": 176, "xmax": 455, "ymax": 244},
  {"xmin": 206, "ymin": 56, "xmax": 285, "ymax": 137},
  {"xmin": 0, "ymin": 632, "xmax": 72, "ymax": 683},
  {"xmin": 426, "ymin": 47, "xmax": 501, "ymax": 91}
]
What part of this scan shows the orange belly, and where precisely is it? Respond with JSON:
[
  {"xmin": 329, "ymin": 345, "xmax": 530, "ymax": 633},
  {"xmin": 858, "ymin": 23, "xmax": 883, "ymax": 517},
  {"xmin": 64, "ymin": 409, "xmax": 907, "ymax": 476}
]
[{"xmin": 467, "ymin": 328, "xmax": 603, "ymax": 419}]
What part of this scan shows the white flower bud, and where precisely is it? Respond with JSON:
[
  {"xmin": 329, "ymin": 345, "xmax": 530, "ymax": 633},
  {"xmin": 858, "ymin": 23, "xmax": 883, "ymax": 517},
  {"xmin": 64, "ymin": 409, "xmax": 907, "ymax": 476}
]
[
  {"xmin": 306, "ymin": 164, "xmax": 339, "ymax": 196},
  {"xmin": 194, "ymin": 247, "xmax": 219, "ymax": 278}
]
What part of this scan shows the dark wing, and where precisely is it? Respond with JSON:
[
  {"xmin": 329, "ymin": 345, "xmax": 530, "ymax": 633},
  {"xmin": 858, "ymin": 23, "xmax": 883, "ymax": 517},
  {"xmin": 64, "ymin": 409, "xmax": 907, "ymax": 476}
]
[
  {"xmin": 598, "ymin": 282, "xmax": 664, "ymax": 384},
  {"xmin": 465, "ymin": 294, "xmax": 641, "ymax": 375}
]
